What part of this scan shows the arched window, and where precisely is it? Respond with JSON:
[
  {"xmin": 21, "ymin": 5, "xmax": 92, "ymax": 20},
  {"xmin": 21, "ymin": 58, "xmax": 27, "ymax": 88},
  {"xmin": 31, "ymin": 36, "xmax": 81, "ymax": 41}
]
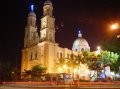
[
  {"xmin": 81, "ymin": 48, "xmax": 84, "ymax": 52},
  {"xmin": 60, "ymin": 53, "xmax": 62, "ymax": 58},
  {"xmin": 75, "ymin": 49, "xmax": 77, "ymax": 52},
  {"xmin": 57, "ymin": 52, "xmax": 59, "ymax": 58}
]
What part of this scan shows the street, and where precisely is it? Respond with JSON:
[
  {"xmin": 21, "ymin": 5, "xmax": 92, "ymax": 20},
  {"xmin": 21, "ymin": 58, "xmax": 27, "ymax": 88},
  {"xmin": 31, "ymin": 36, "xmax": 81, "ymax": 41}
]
[{"xmin": 0, "ymin": 84, "xmax": 120, "ymax": 89}]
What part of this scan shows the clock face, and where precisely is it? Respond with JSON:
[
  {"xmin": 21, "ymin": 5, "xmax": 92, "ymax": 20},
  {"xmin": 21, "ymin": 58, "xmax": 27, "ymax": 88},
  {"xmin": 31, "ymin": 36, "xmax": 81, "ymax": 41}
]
[{"xmin": 45, "ymin": 6, "xmax": 50, "ymax": 15}]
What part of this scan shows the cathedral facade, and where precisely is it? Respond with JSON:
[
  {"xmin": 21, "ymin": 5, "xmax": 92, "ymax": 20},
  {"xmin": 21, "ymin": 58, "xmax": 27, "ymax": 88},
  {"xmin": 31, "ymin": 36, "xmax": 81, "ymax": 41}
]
[{"xmin": 21, "ymin": 0, "xmax": 90, "ymax": 80}]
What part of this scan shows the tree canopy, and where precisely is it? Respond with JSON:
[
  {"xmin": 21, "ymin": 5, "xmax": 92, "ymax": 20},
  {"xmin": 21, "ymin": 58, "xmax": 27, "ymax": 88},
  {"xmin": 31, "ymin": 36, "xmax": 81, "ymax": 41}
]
[
  {"xmin": 23, "ymin": 64, "xmax": 47, "ymax": 80},
  {"xmin": 100, "ymin": 37, "xmax": 120, "ymax": 73}
]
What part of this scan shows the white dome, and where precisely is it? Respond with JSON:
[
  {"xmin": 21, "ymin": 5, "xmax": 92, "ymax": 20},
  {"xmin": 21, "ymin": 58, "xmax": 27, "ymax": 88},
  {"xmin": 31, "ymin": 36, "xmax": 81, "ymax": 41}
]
[{"xmin": 72, "ymin": 31, "xmax": 90, "ymax": 52}]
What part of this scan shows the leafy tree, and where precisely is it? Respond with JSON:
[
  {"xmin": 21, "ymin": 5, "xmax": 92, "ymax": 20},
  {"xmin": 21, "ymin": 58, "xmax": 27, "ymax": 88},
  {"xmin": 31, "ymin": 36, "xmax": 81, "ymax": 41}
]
[
  {"xmin": 23, "ymin": 70, "xmax": 31, "ymax": 79},
  {"xmin": 0, "ymin": 62, "xmax": 16, "ymax": 81},
  {"xmin": 24, "ymin": 64, "xmax": 47, "ymax": 80},
  {"xmin": 87, "ymin": 52, "xmax": 103, "ymax": 79},
  {"xmin": 31, "ymin": 65, "xmax": 47, "ymax": 79},
  {"xmin": 100, "ymin": 37, "xmax": 120, "ymax": 73},
  {"xmin": 86, "ymin": 50, "xmax": 119, "ymax": 80},
  {"xmin": 101, "ymin": 50, "xmax": 119, "ymax": 73},
  {"xmin": 82, "ymin": 50, "xmax": 90, "ymax": 63}
]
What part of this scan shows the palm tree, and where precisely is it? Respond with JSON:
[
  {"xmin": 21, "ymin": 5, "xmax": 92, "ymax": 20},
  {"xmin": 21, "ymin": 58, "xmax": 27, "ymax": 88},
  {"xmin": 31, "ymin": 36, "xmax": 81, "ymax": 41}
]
[
  {"xmin": 67, "ymin": 54, "xmax": 79, "ymax": 80},
  {"xmin": 55, "ymin": 58, "xmax": 67, "ymax": 73}
]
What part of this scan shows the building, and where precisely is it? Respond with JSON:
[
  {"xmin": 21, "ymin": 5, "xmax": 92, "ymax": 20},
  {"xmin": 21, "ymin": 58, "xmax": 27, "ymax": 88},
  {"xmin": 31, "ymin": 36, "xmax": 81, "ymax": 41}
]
[
  {"xmin": 72, "ymin": 30, "xmax": 90, "ymax": 52},
  {"xmin": 21, "ymin": 0, "xmax": 90, "ymax": 80}
]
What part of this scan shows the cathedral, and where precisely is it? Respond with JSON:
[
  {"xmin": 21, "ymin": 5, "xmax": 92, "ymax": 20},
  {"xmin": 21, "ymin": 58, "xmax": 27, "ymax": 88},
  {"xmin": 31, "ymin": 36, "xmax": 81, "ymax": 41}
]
[{"xmin": 21, "ymin": 0, "xmax": 90, "ymax": 80}]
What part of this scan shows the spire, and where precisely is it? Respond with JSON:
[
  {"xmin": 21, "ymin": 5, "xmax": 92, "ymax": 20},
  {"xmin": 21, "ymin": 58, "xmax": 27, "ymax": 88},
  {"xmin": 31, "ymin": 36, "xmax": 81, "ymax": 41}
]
[
  {"xmin": 78, "ymin": 30, "xmax": 82, "ymax": 37},
  {"xmin": 28, "ymin": 4, "xmax": 36, "ymax": 16},
  {"xmin": 27, "ymin": 4, "xmax": 36, "ymax": 27}
]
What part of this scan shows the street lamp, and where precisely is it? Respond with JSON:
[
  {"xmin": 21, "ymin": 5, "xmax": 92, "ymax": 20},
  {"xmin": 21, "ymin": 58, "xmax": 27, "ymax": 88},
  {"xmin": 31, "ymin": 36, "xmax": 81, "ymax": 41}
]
[
  {"xmin": 110, "ymin": 23, "xmax": 119, "ymax": 30},
  {"xmin": 110, "ymin": 23, "xmax": 120, "ymax": 38},
  {"xmin": 96, "ymin": 46, "xmax": 101, "ymax": 55}
]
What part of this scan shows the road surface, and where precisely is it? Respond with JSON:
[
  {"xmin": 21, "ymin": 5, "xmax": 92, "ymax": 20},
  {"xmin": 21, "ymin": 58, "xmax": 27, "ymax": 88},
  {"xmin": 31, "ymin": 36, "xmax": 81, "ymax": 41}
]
[{"xmin": 0, "ymin": 84, "xmax": 120, "ymax": 89}]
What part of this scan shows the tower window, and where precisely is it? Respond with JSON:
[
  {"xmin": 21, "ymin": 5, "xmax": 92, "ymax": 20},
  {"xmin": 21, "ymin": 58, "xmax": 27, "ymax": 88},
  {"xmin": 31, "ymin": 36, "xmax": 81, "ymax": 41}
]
[
  {"xmin": 60, "ymin": 53, "xmax": 62, "ymax": 58},
  {"xmin": 75, "ymin": 49, "xmax": 77, "ymax": 52},
  {"xmin": 57, "ymin": 52, "xmax": 59, "ymax": 58}
]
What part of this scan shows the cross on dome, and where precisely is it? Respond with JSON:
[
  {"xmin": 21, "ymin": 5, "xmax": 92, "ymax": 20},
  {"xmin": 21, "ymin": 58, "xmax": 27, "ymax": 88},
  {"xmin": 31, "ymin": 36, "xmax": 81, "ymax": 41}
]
[{"xmin": 78, "ymin": 30, "xmax": 82, "ymax": 37}]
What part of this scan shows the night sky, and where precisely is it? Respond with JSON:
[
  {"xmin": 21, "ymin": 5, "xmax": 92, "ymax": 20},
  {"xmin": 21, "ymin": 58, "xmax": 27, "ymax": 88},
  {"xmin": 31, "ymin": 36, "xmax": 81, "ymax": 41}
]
[{"xmin": 0, "ymin": 0, "xmax": 120, "ymax": 65}]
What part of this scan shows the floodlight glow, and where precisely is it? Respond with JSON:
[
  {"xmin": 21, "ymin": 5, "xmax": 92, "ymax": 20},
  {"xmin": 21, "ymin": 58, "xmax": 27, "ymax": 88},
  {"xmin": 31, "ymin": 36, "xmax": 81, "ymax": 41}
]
[
  {"xmin": 63, "ymin": 65, "xmax": 67, "ymax": 69},
  {"xmin": 58, "ymin": 67, "xmax": 61, "ymax": 73},
  {"xmin": 97, "ymin": 46, "xmax": 100, "ymax": 50},
  {"xmin": 111, "ymin": 23, "xmax": 119, "ymax": 30},
  {"xmin": 74, "ymin": 68, "xmax": 78, "ymax": 73},
  {"xmin": 31, "ymin": 4, "xmax": 34, "ymax": 11}
]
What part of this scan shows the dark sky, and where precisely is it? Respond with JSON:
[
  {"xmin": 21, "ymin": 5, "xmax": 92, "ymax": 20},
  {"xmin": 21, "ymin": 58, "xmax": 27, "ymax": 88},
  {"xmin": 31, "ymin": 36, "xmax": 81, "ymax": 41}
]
[{"xmin": 0, "ymin": 0, "xmax": 120, "ymax": 65}]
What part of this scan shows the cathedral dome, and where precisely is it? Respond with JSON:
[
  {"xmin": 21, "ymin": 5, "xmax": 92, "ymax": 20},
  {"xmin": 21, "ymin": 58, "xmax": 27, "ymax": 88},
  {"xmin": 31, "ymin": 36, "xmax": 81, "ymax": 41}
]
[
  {"xmin": 28, "ymin": 12, "xmax": 36, "ymax": 17},
  {"xmin": 44, "ymin": 0, "xmax": 52, "ymax": 6},
  {"xmin": 72, "ymin": 31, "xmax": 90, "ymax": 52}
]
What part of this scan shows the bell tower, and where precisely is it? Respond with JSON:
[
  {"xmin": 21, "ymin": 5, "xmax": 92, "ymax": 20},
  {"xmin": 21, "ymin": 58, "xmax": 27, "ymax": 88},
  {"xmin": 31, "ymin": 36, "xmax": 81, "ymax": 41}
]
[
  {"xmin": 40, "ymin": 0, "xmax": 55, "ymax": 43},
  {"xmin": 24, "ymin": 5, "xmax": 39, "ymax": 48}
]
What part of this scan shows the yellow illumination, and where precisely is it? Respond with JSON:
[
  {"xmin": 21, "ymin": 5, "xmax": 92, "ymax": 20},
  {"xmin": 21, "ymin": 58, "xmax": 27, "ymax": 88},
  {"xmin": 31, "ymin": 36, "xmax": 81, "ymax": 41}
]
[
  {"xmin": 86, "ymin": 70, "xmax": 90, "ymax": 74},
  {"xmin": 96, "ymin": 46, "xmax": 101, "ymax": 55},
  {"xmin": 58, "ymin": 67, "xmax": 61, "ymax": 73},
  {"xmin": 97, "ymin": 46, "xmax": 100, "ymax": 50},
  {"xmin": 74, "ymin": 68, "xmax": 78, "ymax": 73},
  {"xmin": 63, "ymin": 65, "xmax": 67, "ymax": 73},
  {"xmin": 63, "ymin": 65, "xmax": 67, "ymax": 69},
  {"xmin": 12, "ymin": 71, "xmax": 14, "ymax": 74},
  {"xmin": 43, "ymin": 21, "xmax": 46, "ymax": 25},
  {"xmin": 117, "ymin": 35, "xmax": 120, "ymax": 38},
  {"xmin": 111, "ymin": 23, "xmax": 119, "ymax": 30}
]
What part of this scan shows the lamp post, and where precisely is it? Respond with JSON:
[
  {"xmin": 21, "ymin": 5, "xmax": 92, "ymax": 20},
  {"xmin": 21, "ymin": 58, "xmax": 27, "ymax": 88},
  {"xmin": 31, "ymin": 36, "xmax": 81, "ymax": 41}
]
[{"xmin": 11, "ymin": 71, "xmax": 15, "ymax": 82}]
